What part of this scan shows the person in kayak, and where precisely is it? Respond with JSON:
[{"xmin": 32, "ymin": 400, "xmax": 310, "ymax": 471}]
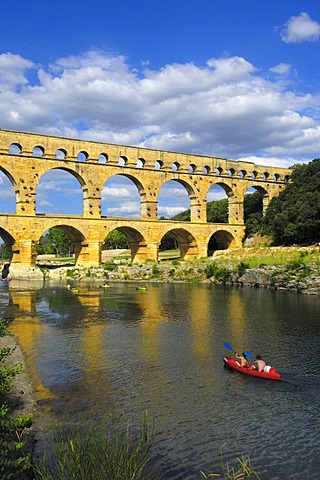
[
  {"xmin": 235, "ymin": 352, "xmax": 249, "ymax": 367},
  {"xmin": 253, "ymin": 355, "xmax": 266, "ymax": 371}
]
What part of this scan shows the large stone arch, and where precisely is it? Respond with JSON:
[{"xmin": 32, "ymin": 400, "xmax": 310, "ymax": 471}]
[
  {"xmin": 37, "ymin": 225, "xmax": 86, "ymax": 266},
  {"xmin": 0, "ymin": 227, "xmax": 15, "ymax": 261},
  {"xmin": 248, "ymin": 184, "xmax": 269, "ymax": 214},
  {"xmin": 36, "ymin": 167, "xmax": 87, "ymax": 215},
  {"xmin": 158, "ymin": 178, "xmax": 201, "ymax": 222},
  {"xmin": 0, "ymin": 167, "xmax": 16, "ymax": 213},
  {"xmin": 159, "ymin": 227, "xmax": 198, "ymax": 260},
  {"xmin": 101, "ymin": 173, "xmax": 147, "ymax": 219},
  {"xmin": 106, "ymin": 226, "xmax": 147, "ymax": 264},
  {"xmin": 206, "ymin": 181, "xmax": 233, "ymax": 223},
  {"xmin": 207, "ymin": 230, "xmax": 237, "ymax": 255}
]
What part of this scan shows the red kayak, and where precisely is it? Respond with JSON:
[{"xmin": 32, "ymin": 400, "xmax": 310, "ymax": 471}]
[{"xmin": 223, "ymin": 356, "xmax": 282, "ymax": 381}]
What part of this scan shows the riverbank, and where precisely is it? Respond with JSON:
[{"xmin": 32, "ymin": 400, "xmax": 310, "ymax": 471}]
[
  {"xmin": 0, "ymin": 333, "xmax": 37, "ymax": 479},
  {"xmin": 6, "ymin": 245, "xmax": 320, "ymax": 294}
]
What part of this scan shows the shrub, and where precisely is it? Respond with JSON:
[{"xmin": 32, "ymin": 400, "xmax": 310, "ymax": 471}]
[
  {"xmin": 205, "ymin": 263, "xmax": 231, "ymax": 283},
  {"xmin": 0, "ymin": 317, "xmax": 33, "ymax": 479},
  {"xmin": 103, "ymin": 261, "xmax": 118, "ymax": 272},
  {"xmin": 236, "ymin": 261, "xmax": 249, "ymax": 277}
]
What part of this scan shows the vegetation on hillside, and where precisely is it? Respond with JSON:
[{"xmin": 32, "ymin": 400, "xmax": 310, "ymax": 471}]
[{"xmin": 262, "ymin": 158, "xmax": 320, "ymax": 245}]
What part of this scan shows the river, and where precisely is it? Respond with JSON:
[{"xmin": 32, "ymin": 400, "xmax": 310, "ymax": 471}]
[{"xmin": 1, "ymin": 280, "xmax": 320, "ymax": 479}]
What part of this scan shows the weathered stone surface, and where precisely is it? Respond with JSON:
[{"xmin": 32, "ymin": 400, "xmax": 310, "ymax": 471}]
[{"xmin": 0, "ymin": 129, "xmax": 290, "ymax": 267}]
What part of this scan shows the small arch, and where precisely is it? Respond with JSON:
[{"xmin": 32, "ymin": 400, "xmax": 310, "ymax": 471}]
[
  {"xmin": 188, "ymin": 164, "xmax": 196, "ymax": 173},
  {"xmin": 154, "ymin": 160, "xmax": 163, "ymax": 170},
  {"xmin": 240, "ymin": 170, "xmax": 246, "ymax": 178},
  {"xmin": 228, "ymin": 168, "xmax": 235, "ymax": 177},
  {"xmin": 118, "ymin": 156, "xmax": 127, "ymax": 167},
  {"xmin": 251, "ymin": 170, "xmax": 258, "ymax": 179},
  {"xmin": 98, "ymin": 153, "xmax": 108, "ymax": 164},
  {"xmin": 203, "ymin": 165, "xmax": 211, "ymax": 174},
  {"xmin": 32, "ymin": 146, "xmax": 44, "ymax": 157},
  {"xmin": 9, "ymin": 143, "xmax": 22, "ymax": 155},
  {"xmin": 78, "ymin": 151, "xmax": 88, "ymax": 162},
  {"xmin": 215, "ymin": 167, "xmax": 223, "ymax": 176},
  {"xmin": 172, "ymin": 162, "xmax": 180, "ymax": 172},
  {"xmin": 284, "ymin": 174, "xmax": 290, "ymax": 183},
  {"xmin": 136, "ymin": 158, "xmax": 145, "ymax": 168},
  {"xmin": 55, "ymin": 149, "xmax": 67, "ymax": 160},
  {"xmin": 262, "ymin": 172, "xmax": 269, "ymax": 181},
  {"xmin": 273, "ymin": 173, "xmax": 280, "ymax": 181}
]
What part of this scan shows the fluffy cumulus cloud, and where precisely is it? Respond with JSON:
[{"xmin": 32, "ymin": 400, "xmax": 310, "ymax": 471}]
[
  {"xmin": 0, "ymin": 49, "xmax": 320, "ymax": 171},
  {"xmin": 279, "ymin": 12, "xmax": 320, "ymax": 44}
]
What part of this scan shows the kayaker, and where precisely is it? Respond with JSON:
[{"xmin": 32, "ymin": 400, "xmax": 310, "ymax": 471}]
[
  {"xmin": 253, "ymin": 354, "xmax": 266, "ymax": 372},
  {"xmin": 235, "ymin": 352, "xmax": 248, "ymax": 367}
]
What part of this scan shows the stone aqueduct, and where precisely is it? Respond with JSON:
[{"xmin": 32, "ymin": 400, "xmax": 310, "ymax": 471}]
[{"xmin": 0, "ymin": 129, "xmax": 291, "ymax": 267}]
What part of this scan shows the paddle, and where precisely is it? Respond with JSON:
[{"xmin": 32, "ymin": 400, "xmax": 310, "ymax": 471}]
[
  {"xmin": 224, "ymin": 341, "xmax": 236, "ymax": 354},
  {"xmin": 243, "ymin": 351, "xmax": 253, "ymax": 359},
  {"xmin": 224, "ymin": 342, "xmax": 253, "ymax": 359}
]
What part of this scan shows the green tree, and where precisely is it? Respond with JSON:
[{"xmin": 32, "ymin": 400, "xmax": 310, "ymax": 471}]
[
  {"xmin": 262, "ymin": 158, "xmax": 320, "ymax": 245},
  {"xmin": 159, "ymin": 233, "xmax": 178, "ymax": 251},
  {"xmin": 103, "ymin": 229, "xmax": 128, "ymax": 249},
  {"xmin": 37, "ymin": 228, "xmax": 73, "ymax": 257},
  {"xmin": 244, "ymin": 192, "xmax": 263, "ymax": 237},
  {"xmin": 0, "ymin": 243, "xmax": 10, "ymax": 261},
  {"xmin": 207, "ymin": 198, "xmax": 228, "ymax": 223}
]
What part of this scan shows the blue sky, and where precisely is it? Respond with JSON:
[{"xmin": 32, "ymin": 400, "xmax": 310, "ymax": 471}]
[{"xmin": 0, "ymin": 0, "xmax": 319, "ymax": 218}]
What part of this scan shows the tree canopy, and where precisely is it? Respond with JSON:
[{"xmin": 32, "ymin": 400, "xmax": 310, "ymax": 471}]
[{"xmin": 262, "ymin": 159, "xmax": 320, "ymax": 245}]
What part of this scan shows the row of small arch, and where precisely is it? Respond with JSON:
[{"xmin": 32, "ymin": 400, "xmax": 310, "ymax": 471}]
[{"xmin": 6, "ymin": 142, "xmax": 290, "ymax": 182}]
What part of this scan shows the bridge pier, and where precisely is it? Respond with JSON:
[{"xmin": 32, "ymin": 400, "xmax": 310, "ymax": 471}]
[
  {"xmin": 11, "ymin": 239, "xmax": 38, "ymax": 266},
  {"xmin": 75, "ymin": 240, "xmax": 102, "ymax": 267},
  {"xmin": 130, "ymin": 241, "xmax": 158, "ymax": 264}
]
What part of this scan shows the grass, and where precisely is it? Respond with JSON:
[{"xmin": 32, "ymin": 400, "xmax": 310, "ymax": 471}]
[
  {"xmin": 201, "ymin": 445, "xmax": 261, "ymax": 480},
  {"xmin": 34, "ymin": 412, "xmax": 156, "ymax": 480},
  {"xmin": 214, "ymin": 246, "xmax": 320, "ymax": 269}
]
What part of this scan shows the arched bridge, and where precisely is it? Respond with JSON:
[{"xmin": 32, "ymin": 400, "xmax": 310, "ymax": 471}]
[{"xmin": 0, "ymin": 129, "xmax": 291, "ymax": 267}]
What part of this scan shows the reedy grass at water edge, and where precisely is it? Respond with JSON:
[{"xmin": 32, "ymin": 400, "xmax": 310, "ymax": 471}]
[
  {"xmin": 34, "ymin": 412, "xmax": 157, "ymax": 480},
  {"xmin": 201, "ymin": 444, "xmax": 261, "ymax": 480}
]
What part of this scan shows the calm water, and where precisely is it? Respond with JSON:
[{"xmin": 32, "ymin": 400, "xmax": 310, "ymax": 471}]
[{"xmin": 1, "ymin": 280, "xmax": 320, "ymax": 479}]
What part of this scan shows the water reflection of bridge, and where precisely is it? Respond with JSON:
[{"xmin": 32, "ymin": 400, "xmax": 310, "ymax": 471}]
[
  {"xmin": 0, "ymin": 129, "xmax": 291, "ymax": 267},
  {"xmin": 5, "ymin": 283, "xmax": 247, "ymax": 410}
]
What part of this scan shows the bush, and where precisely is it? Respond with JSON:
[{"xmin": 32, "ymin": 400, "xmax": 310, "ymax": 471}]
[
  {"xmin": 0, "ymin": 317, "xmax": 33, "ymax": 479},
  {"xmin": 103, "ymin": 261, "xmax": 118, "ymax": 272},
  {"xmin": 205, "ymin": 263, "xmax": 231, "ymax": 283}
]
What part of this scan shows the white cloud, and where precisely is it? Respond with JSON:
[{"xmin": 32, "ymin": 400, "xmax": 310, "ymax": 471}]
[
  {"xmin": 269, "ymin": 63, "xmax": 292, "ymax": 75},
  {"xmin": 0, "ymin": 52, "xmax": 34, "ymax": 91},
  {"xmin": 279, "ymin": 12, "xmax": 320, "ymax": 44},
  {"xmin": 104, "ymin": 203, "xmax": 140, "ymax": 216},
  {"xmin": 158, "ymin": 206, "xmax": 186, "ymax": 217},
  {"xmin": 38, "ymin": 199, "xmax": 53, "ymax": 208},
  {"xmin": 0, "ymin": 50, "xmax": 319, "ymax": 169},
  {"xmin": 101, "ymin": 185, "xmax": 135, "ymax": 200}
]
